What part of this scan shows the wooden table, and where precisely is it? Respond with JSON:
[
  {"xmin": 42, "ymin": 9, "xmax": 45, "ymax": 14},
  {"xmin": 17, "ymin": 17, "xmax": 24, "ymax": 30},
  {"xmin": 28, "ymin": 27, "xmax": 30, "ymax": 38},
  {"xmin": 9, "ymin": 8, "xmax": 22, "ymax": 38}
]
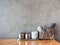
[{"xmin": 0, "ymin": 39, "xmax": 60, "ymax": 45}]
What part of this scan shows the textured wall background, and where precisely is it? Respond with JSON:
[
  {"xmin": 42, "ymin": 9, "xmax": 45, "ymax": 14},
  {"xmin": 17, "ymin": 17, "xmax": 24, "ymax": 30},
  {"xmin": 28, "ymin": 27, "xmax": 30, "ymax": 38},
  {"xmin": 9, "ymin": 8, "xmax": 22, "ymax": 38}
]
[{"xmin": 0, "ymin": 0, "xmax": 60, "ymax": 40}]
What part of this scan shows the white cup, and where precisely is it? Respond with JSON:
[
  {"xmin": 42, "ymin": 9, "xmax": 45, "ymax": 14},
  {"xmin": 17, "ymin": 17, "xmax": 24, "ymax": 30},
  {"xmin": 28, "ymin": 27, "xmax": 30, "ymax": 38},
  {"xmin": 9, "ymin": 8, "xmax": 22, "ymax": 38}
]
[{"xmin": 31, "ymin": 31, "xmax": 38, "ymax": 39}]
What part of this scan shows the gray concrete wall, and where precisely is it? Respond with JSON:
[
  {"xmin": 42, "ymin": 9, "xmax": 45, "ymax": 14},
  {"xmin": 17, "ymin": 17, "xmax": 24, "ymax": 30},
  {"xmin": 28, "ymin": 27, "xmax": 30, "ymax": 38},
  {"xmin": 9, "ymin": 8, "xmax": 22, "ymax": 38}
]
[{"xmin": 0, "ymin": 0, "xmax": 60, "ymax": 40}]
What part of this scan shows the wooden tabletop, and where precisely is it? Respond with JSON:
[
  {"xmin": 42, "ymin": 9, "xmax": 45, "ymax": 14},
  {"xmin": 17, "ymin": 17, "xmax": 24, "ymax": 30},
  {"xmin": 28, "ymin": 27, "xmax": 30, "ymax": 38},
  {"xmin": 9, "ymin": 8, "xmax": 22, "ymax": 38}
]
[{"xmin": 0, "ymin": 39, "xmax": 60, "ymax": 45}]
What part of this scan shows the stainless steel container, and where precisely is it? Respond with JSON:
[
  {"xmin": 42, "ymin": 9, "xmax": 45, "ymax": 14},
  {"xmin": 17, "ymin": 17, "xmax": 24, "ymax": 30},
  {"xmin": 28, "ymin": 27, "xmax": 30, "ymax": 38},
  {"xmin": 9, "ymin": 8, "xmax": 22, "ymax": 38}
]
[
  {"xmin": 19, "ymin": 32, "xmax": 24, "ymax": 40},
  {"xmin": 25, "ymin": 32, "xmax": 31, "ymax": 40}
]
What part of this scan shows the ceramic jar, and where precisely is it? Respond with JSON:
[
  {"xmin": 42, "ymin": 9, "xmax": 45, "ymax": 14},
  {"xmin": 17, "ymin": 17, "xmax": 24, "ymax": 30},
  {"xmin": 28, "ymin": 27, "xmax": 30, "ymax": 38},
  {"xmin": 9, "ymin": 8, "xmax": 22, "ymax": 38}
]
[{"xmin": 31, "ymin": 31, "xmax": 38, "ymax": 40}]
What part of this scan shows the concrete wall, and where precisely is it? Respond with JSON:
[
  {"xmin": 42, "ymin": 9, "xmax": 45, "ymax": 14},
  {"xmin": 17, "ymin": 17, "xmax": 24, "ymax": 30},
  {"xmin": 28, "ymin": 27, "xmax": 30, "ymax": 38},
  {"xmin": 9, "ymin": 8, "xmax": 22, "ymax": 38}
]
[{"xmin": 0, "ymin": 0, "xmax": 60, "ymax": 40}]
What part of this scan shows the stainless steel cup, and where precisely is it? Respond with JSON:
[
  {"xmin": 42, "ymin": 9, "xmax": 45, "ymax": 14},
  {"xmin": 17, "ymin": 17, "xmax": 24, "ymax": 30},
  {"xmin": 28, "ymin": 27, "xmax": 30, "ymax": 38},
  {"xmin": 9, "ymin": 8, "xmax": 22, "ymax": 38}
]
[
  {"xmin": 19, "ymin": 32, "xmax": 24, "ymax": 40},
  {"xmin": 25, "ymin": 32, "xmax": 31, "ymax": 40}
]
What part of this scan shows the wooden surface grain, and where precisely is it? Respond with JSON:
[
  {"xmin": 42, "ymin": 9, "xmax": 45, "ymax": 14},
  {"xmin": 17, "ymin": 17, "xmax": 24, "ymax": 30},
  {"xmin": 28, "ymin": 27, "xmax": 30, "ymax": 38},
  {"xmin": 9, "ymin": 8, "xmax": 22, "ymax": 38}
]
[{"xmin": 0, "ymin": 39, "xmax": 60, "ymax": 45}]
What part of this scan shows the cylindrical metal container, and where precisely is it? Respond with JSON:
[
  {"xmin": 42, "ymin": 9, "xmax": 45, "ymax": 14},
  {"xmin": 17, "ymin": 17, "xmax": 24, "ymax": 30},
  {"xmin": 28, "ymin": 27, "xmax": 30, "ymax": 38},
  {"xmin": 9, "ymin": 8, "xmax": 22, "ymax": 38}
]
[
  {"xmin": 19, "ymin": 32, "xmax": 25, "ymax": 40},
  {"xmin": 25, "ymin": 32, "xmax": 31, "ymax": 40}
]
